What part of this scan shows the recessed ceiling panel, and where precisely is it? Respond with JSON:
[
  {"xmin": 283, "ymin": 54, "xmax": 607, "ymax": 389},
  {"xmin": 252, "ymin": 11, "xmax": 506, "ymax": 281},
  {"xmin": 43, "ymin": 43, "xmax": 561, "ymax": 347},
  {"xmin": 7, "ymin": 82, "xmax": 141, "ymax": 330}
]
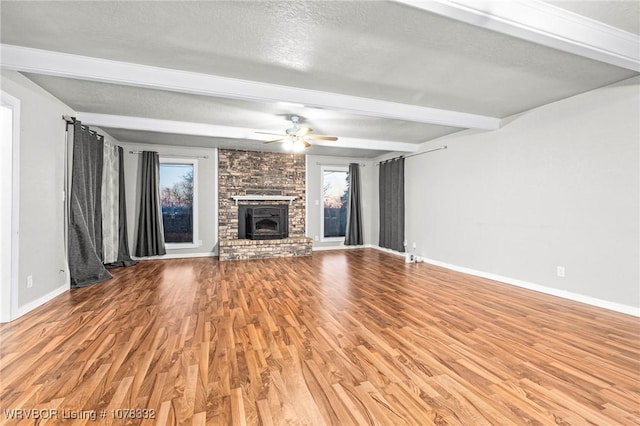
[{"xmin": 24, "ymin": 73, "xmax": 461, "ymax": 143}]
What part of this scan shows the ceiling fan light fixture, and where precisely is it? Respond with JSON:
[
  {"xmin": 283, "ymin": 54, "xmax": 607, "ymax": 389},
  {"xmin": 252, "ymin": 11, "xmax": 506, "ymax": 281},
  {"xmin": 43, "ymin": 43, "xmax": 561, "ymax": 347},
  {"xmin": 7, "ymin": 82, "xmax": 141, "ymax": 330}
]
[
  {"xmin": 261, "ymin": 115, "xmax": 337, "ymax": 151},
  {"xmin": 282, "ymin": 138, "xmax": 294, "ymax": 151},
  {"xmin": 292, "ymin": 138, "xmax": 306, "ymax": 152}
]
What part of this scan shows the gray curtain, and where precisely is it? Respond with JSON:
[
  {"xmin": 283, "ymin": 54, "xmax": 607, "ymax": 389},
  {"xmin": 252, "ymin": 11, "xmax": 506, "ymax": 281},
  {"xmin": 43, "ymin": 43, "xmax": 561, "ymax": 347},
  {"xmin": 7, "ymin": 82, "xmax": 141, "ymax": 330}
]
[
  {"xmin": 379, "ymin": 157, "xmax": 405, "ymax": 252},
  {"xmin": 135, "ymin": 151, "xmax": 166, "ymax": 257},
  {"xmin": 345, "ymin": 163, "xmax": 363, "ymax": 245},
  {"xmin": 106, "ymin": 146, "xmax": 137, "ymax": 268},
  {"xmin": 68, "ymin": 121, "xmax": 112, "ymax": 287}
]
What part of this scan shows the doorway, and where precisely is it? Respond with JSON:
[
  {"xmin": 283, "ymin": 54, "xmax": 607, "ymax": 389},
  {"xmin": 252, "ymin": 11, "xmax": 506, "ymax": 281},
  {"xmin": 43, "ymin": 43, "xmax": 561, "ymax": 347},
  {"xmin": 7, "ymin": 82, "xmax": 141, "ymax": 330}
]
[{"xmin": 1, "ymin": 91, "xmax": 20, "ymax": 322}]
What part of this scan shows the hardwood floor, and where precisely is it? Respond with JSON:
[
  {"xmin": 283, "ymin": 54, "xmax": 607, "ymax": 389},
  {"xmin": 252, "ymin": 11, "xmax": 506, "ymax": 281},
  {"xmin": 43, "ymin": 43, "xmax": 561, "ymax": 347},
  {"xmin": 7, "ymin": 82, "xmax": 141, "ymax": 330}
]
[{"xmin": 1, "ymin": 249, "xmax": 638, "ymax": 425}]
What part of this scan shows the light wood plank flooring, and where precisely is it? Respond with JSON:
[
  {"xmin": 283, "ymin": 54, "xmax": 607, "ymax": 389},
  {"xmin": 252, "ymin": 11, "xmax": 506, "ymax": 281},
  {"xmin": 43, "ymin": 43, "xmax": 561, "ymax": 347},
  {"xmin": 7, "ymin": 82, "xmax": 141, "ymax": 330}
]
[{"xmin": 1, "ymin": 249, "xmax": 638, "ymax": 425}]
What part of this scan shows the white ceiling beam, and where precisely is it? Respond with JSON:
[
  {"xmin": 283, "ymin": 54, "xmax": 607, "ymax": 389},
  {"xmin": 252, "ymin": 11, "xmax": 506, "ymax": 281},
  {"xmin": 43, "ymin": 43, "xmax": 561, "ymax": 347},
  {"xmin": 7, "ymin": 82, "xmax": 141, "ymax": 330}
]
[
  {"xmin": 77, "ymin": 113, "xmax": 264, "ymax": 140},
  {"xmin": 309, "ymin": 137, "xmax": 418, "ymax": 153},
  {"xmin": 76, "ymin": 112, "xmax": 420, "ymax": 153},
  {"xmin": 0, "ymin": 44, "xmax": 500, "ymax": 130},
  {"xmin": 396, "ymin": 0, "xmax": 640, "ymax": 72}
]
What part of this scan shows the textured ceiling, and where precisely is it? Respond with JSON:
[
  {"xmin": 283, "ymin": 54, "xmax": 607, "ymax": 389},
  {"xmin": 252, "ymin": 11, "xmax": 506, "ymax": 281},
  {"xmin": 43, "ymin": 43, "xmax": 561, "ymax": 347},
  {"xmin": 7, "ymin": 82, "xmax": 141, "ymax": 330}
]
[{"xmin": 1, "ymin": 1, "xmax": 638, "ymax": 157}]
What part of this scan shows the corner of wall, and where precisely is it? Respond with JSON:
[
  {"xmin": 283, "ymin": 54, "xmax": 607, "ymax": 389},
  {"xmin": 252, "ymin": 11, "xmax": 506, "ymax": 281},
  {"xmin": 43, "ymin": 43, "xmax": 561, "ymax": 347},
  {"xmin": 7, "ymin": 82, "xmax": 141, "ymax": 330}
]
[{"xmin": 2, "ymin": 70, "xmax": 74, "ymax": 317}]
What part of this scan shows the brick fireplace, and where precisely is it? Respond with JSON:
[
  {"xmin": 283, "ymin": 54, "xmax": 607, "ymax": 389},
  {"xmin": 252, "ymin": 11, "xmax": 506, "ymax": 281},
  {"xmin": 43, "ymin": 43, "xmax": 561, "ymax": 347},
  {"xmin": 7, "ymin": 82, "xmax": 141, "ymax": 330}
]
[{"xmin": 218, "ymin": 149, "xmax": 313, "ymax": 261}]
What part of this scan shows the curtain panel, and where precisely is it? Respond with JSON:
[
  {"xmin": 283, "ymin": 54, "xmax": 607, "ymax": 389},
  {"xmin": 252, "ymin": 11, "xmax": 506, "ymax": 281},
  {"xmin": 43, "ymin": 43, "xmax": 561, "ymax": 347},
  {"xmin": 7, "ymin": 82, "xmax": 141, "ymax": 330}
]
[
  {"xmin": 67, "ymin": 121, "xmax": 136, "ymax": 286},
  {"xmin": 345, "ymin": 163, "xmax": 364, "ymax": 245},
  {"xmin": 135, "ymin": 151, "xmax": 166, "ymax": 257},
  {"xmin": 68, "ymin": 121, "xmax": 112, "ymax": 287},
  {"xmin": 105, "ymin": 146, "xmax": 136, "ymax": 268},
  {"xmin": 379, "ymin": 157, "xmax": 405, "ymax": 252},
  {"xmin": 102, "ymin": 143, "xmax": 119, "ymax": 264}
]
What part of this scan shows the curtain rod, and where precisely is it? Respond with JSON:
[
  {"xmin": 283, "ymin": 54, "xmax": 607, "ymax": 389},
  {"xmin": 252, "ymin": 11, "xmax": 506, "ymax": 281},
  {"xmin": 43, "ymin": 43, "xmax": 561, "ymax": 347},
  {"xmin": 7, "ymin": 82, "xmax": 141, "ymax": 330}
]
[
  {"xmin": 316, "ymin": 162, "xmax": 366, "ymax": 167},
  {"xmin": 129, "ymin": 151, "xmax": 209, "ymax": 160},
  {"xmin": 376, "ymin": 146, "xmax": 447, "ymax": 166},
  {"xmin": 62, "ymin": 115, "xmax": 104, "ymax": 138}
]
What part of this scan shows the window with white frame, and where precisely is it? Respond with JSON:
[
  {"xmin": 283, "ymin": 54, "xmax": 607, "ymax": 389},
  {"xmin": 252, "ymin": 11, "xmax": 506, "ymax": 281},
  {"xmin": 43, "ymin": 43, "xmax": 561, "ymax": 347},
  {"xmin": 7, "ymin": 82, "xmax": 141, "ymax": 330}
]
[
  {"xmin": 159, "ymin": 158, "xmax": 198, "ymax": 248},
  {"xmin": 321, "ymin": 166, "xmax": 349, "ymax": 241}
]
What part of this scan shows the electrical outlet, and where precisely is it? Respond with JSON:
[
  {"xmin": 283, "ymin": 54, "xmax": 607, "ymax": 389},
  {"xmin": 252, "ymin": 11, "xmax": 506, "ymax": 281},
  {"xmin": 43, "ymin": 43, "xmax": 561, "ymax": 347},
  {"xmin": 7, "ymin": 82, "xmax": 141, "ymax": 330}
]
[
  {"xmin": 412, "ymin": 242, "xmax": 417, "ymax": 249},
  {"xmin": 27, "ymin": 275, "xmax": 33, "ymax": 288},
  {"xmin": 557, "ymin": 266, "xmax": 565, "ymax": 278}
]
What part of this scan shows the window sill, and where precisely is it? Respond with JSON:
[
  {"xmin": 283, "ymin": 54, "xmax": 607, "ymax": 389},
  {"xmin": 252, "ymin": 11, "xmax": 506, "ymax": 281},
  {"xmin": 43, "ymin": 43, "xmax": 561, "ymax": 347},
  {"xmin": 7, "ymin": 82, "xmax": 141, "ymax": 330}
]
[
  {"xmin": 320, "ymin": 237, "xmax": 345, "ymax": 243},
  {"xmin": 165, "ymin": 242, "xmax": 198, "ymax": 250}
]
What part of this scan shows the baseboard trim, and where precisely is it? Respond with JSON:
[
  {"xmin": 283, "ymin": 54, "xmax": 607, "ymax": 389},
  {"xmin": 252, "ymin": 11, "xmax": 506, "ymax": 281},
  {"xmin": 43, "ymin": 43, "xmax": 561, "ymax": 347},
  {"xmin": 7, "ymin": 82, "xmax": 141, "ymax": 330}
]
[
  {"xmin": 133, "ymin": 252, "xmax": 217, "ymax": 261},
  {"xmin": 18, "ymin": 284, "xmax": 69, "ymax": 317},
  {"xmin": 419, "ymin": 256, "xmax": 640, "ymax": 318},
  {"xmin": 312, "ymin": 244, "xmax": 372, "ymax": 252},
  {"xmin": 369, "ymin": 245, "xmax": 406, "ymax": 258}
]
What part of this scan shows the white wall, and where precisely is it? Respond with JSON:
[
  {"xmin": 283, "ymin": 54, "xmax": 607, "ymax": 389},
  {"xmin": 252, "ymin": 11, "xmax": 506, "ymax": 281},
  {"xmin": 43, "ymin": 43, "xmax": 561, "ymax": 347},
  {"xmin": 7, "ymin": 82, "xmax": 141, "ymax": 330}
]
[
  {"xmin": 120, "ymin": 142, "xmax": 218, "ymax": 257},
  {"xmin": 403, "ymin": 76, "xmax": 640, "ymax": 312},
  {"xmin": 306, "ymin": 155, "xmax": 376, "ymax": 248},
  {"xmin": 1, "ymin": 71, "xmax": 73, "ymax": 311}
]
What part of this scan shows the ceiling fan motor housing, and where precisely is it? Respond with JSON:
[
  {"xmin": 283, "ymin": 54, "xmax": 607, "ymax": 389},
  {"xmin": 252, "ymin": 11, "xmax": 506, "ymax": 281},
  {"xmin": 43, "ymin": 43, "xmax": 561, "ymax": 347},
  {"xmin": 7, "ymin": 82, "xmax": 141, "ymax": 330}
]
[{"xmin": 286, "ymin": 115, "xmax": 300, "ymax": 134}]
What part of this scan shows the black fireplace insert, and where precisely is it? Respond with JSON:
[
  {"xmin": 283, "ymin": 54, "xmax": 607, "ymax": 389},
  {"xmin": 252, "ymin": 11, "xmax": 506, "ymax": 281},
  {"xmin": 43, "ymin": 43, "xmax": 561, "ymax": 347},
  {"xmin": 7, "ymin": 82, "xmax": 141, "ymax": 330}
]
[{"xmin": 239, "ymin": 204, "xmax": 288, "ymax": 240}]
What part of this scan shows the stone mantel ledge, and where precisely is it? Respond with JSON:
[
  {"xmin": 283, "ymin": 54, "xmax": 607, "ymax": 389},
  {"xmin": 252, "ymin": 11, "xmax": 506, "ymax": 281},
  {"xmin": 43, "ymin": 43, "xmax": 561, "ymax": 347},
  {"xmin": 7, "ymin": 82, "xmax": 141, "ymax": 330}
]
[{"xmin": 231, "ymin": 195, "xmax": 297, "ymax": 205}]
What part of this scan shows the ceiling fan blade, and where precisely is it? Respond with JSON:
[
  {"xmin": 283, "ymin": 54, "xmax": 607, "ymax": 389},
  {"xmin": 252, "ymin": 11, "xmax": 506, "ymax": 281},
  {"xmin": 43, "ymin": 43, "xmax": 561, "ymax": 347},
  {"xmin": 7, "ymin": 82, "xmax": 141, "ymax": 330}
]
[
  {"xmin": 256, "ymin": 131, "xmax": 287, "ymax": 136},
  {"xmin": 303, "ymin": 140, "xmax": 311, "ymax": 148},
  {"xmin": 307, "ymin": 135, "xmax": 338, "ymax": 141},
  {"xmin": 263, "ymin": 139, "xmax": 286, "ymax": 144},
  {"xmin": 295, "ymin": 127, "xmax": 312, "ymax": 136}
]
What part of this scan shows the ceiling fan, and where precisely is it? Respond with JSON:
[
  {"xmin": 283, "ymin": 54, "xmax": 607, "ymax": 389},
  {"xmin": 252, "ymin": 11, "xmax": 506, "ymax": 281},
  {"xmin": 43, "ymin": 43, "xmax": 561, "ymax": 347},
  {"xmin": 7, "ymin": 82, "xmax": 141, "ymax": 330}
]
[{"xmin": 256, "ymin": 115, "xmax": 338, "ymax": 152}]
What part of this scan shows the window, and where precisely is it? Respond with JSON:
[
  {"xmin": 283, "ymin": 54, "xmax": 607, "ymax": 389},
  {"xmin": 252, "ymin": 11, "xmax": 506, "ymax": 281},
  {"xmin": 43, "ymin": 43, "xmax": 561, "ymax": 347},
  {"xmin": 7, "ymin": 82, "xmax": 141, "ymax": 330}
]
[
  {"xmin": 159, "ymin": 158, "xmax": 198, "ymax": 248},
  {"xmin": 321, "ymin": 166, "xmax": 349, "ymax": 241}
]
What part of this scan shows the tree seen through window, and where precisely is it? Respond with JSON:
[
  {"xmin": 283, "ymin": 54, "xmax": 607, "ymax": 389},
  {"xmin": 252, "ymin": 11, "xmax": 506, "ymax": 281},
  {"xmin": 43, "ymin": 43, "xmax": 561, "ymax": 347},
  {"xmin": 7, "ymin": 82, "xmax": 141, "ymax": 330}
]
[
  {"xmin": 323, "ymin": 170, "xmax": 349, "ymax": 238},
  {"xmin": 160, "ymin": 163, "xmax": 194, "ymax": 243}
]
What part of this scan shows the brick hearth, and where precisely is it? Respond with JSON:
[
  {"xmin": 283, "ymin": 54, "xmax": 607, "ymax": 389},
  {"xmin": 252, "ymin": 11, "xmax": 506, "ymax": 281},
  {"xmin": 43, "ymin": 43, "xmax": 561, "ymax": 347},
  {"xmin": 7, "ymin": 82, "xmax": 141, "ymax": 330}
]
[{"xmin": 219, "ymin": 237, "xmax": 313, "ymax": 260}]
